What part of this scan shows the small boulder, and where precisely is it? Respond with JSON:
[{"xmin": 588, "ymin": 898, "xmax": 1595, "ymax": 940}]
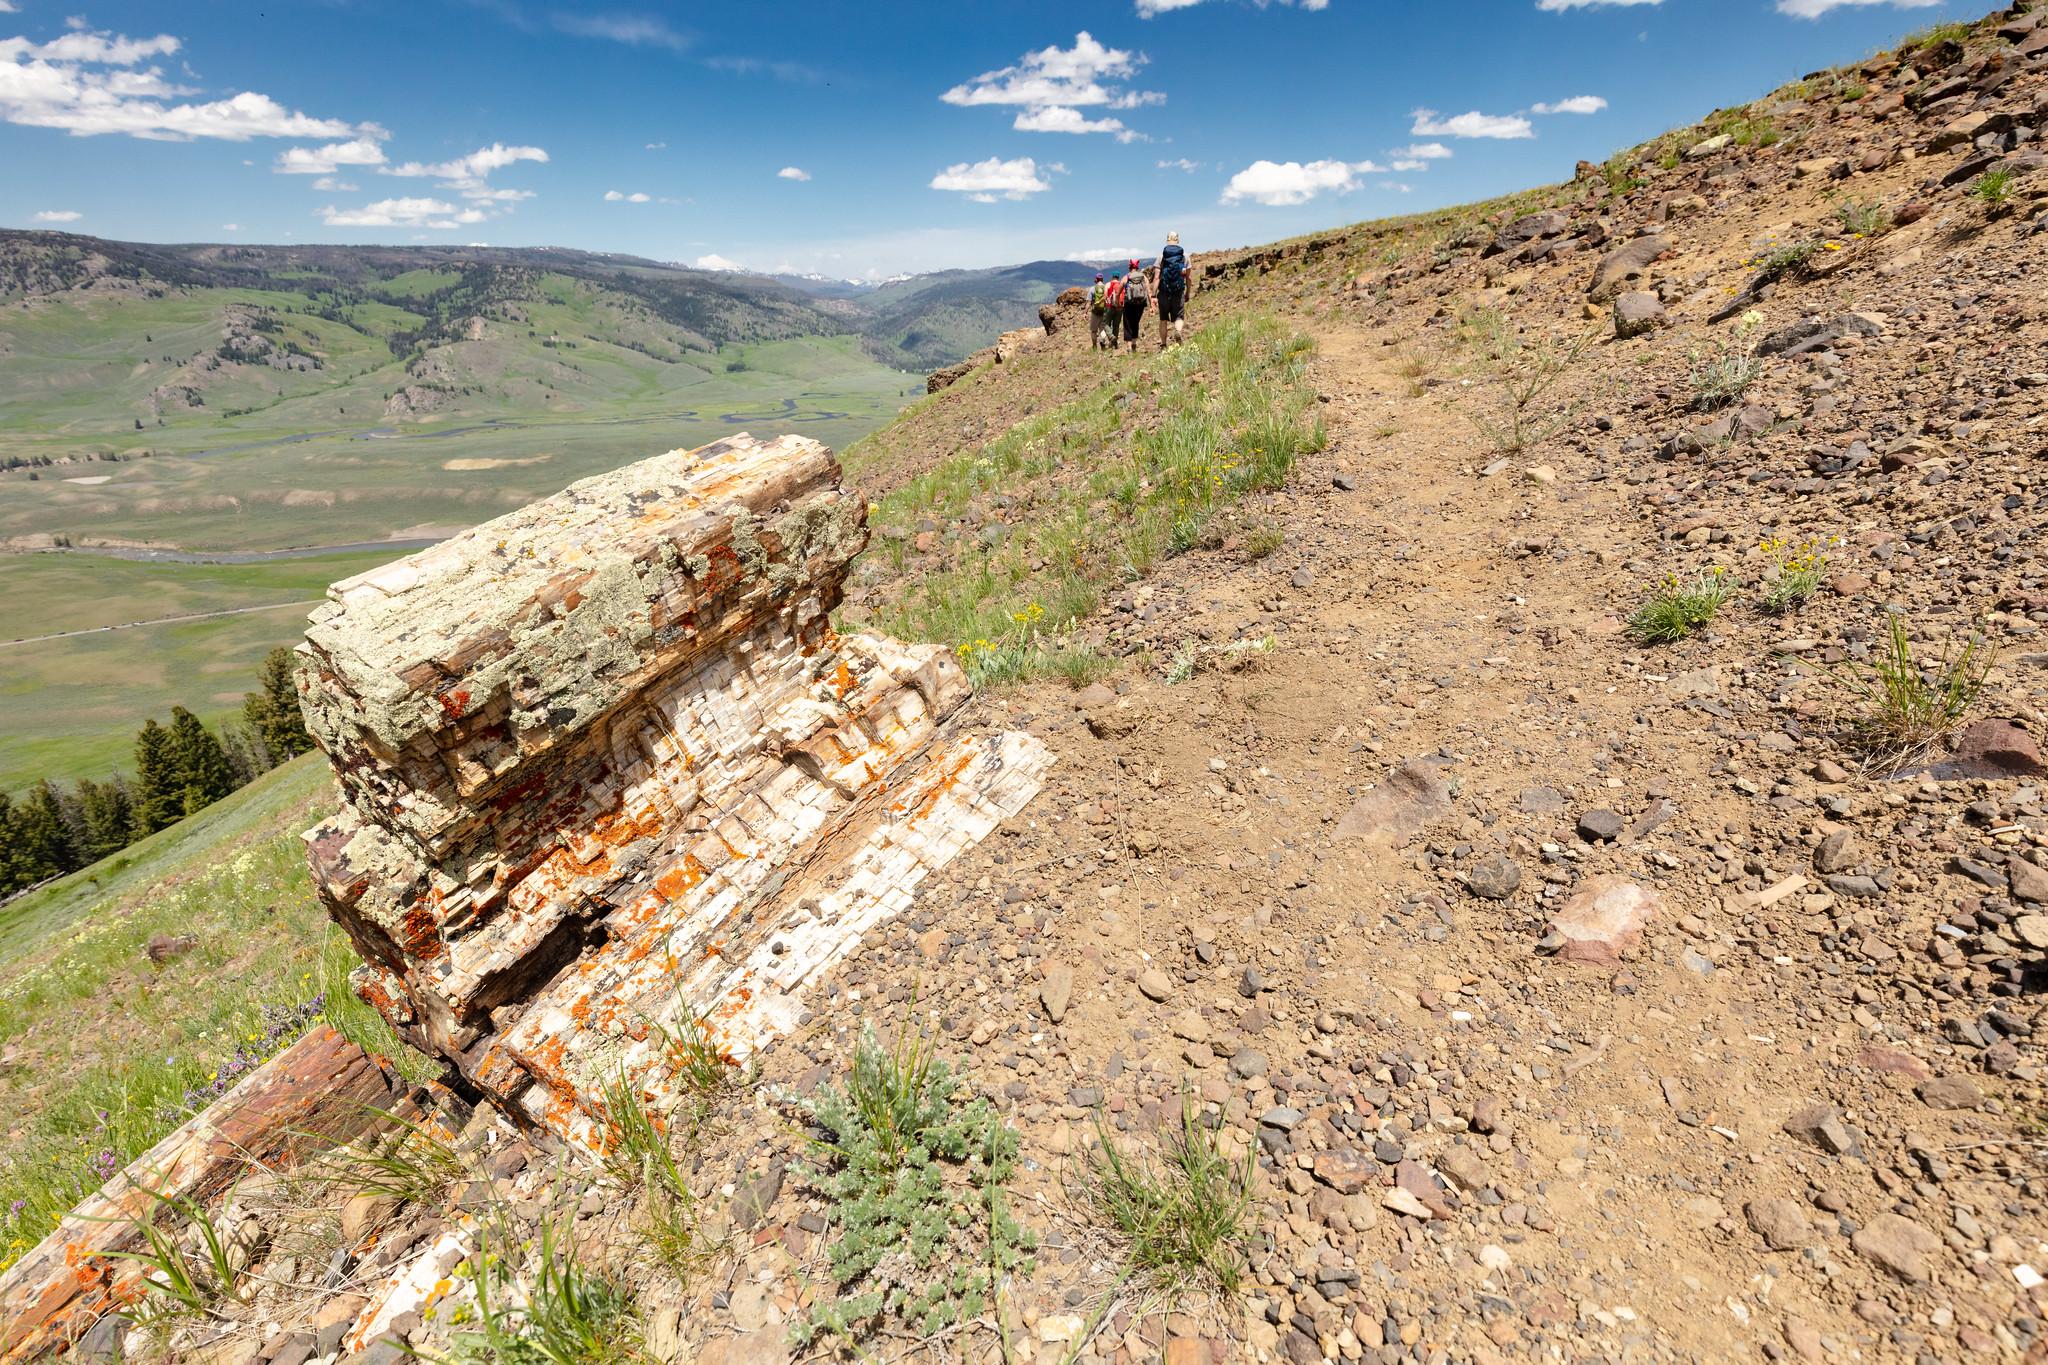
[
  {"xmin": 1746, "ymin": 1197, "xmax": 1814, "ymax": 1251},
  {"xmin": 1587, "ymin": 234, "xmax": 1670, "ymax": 302},
  {"xmin": 1542, "ymin": 877, "xmax": 1659, "ymax": 963},
  {"xmin": 1613, "ymin": 291, "xmax": 1667, "ymax": 339},
  {"xmin": 1851, "ymin": 1212, "xmax": 1941, "ymax": 1283},
  {"xmin": 1464, "ymin": 853, "xmax": 1522, "ymax": 901},
  {"xmin": 1039, "ymin": 966, "xmax": 1074, "ymax": 1024}
]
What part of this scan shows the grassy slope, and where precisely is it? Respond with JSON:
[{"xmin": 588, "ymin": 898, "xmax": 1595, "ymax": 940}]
[{"xmin": 0, "ymin": 754, "xmax": 428, "ymax": 1270}]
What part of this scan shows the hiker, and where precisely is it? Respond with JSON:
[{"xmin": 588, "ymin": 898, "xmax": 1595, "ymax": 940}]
[
  {"xmin": 1119, "ymin": 258, "xmax": 1149, "ymax": 354},
  {"xmin": 1102, "ymin": 271, "xmax": 1126, "ymax": 351},
  {"xmin": 1087, "ymin": 273, "xmax": 1112, "ymax": 351},
  {"xmin": 1155, "ymin": 232, "xmax": 1190, "ymax": 349}
]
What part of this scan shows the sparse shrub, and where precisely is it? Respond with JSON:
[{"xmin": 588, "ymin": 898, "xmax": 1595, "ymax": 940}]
[
  {"xmin": 1243, "ymin": 523, "xmax": 1285, "ymax": 559},
  {"xmin": 1970, "ymin": 168, "xmax": 2015, "ymax": 213},
  {"xmin": 1687, "ymin": 310, "xmax": 1769, "ymax": 411},
  {"xmin": 446, "ymin": 1207, "xmax": 645, "ymax": 1365},
  {"xmin": 113, "ymin": 1186, "xmax": 248, "ymax": 1327},
  {"xmin": 1837, "ymin": 80, "xmax": 1868, "ymax": 103},
  {"xmin": 1834, "ymin": 199, "xmax": 1890, "ymax": 238},
  {"xmin": 791, "ymin": 1020, "xmax": 1032, "ymax": 1347},
  {"xmin": 1627, "ymin": 568, "xmax": 1732, "ymax": 644},
  {"xmin": 317, "ymin": 1109, "xmax": 467, "ymax": 1207},
  {"xmin": 1909, "ymin": 21, "xmax": 1970, "ymax": 49},
  {"xmin": 1758, "ymin": 535, "xmax": 1834, "ymax": 613},
  {"xmin": 1079, "ymin": 1095, "xmax": 1257, "ymax": 1296},
  {"xmin": 599, "ymin": 1072, "xmax": 703, "ymax": 1280},
  {"xmin": 1455, "ymin": 308, "xmax": 1594, "ymax": 456},
  {"xmin": 1831, "ymin": 614, "xmax": 1995, "ymax": 758}
]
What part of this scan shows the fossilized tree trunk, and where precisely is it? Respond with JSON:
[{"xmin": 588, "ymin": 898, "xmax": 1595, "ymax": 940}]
[{"xmin": 298, "ymin": 433, "xmax": 1051, "ymax": 1148}]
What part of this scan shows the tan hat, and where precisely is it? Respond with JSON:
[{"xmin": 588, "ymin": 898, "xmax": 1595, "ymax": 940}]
[{"xmin": 1166, "ymin": 231, "xmax": 1180, "ymax": 244}]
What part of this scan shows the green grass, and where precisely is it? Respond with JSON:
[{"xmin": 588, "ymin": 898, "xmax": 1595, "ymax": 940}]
[
  {"xmin": 1832, "ymin": 614, "xmax": 1995, "ymax": 758},
  {"xmin": 1079, "ymin": 1096, "xmax": 1258, "ymax": 1297},
  {"xmin": 0, "ymin": 550, "xmax": 393, "ymax": 792},
  {"xmin": 844, "ymin": 313, "xmax": 1324, "ymax": 689},
  {"xmin": 1627, "ymin": 569, "xmax": 1734, "ymax": 645},
  {"xmin": 0, "ymin": 755, "xmax": 430, "ymax": 1272}
]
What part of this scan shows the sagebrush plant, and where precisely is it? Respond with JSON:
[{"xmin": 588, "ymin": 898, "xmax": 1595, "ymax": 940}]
[
  {"xmin": 1687, "ymin": 310, "xmax": 1768, "ymax": 411},
  {"xmin": 1079, "ymin": 1095, "xmax": 1257, "ymax": 1297},
  {"xmin": 443, "ymin": 1207, "xmax": 645, "ymax": 1365},
  {"xmin": 1628, "ymin": 568, "xmax": 1732, "ymax": 644},
  {"xmin": 1454, "ymin": 308, "xmax": 1594, "ymax": 456},
  {"xmin": 1831, "ymin": 614, "xmax": 1996, "ymax": 758},
  {"xmin": 1759, "ymin": 535, "xmax": 1834, "ymax": 613},
  {"xmin": 790, "ymin": 1021, "xmax": 1033, "ymax": 1347}
]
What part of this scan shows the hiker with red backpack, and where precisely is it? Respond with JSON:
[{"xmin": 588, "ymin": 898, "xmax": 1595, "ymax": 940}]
[
  {"xmin": 1155, "ymin": 232, "xmax": 1190, "ymax": 350},
  {"xmin": 1101, "ymin": 272, "xmax": 1126, "ymax": 351},
  {"xmin": 1119, "ymin": 258, "xmax": 1148, "ymax": 354}
]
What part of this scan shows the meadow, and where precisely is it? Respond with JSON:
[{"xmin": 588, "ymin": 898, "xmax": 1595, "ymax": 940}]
[{"xmin": 0, "ymin": 267, "xmax": 920, "ymax": 792}]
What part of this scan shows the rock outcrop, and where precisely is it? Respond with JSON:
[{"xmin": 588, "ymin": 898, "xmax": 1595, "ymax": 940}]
[{"xmin": 298, "ymin": 433, "xmax": 1051, "ymax": 1149}]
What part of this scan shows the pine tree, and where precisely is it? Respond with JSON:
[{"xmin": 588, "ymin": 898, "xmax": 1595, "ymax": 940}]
[
  {"xmin": 77, "ymin": 778, "xmax": 137, "ymax": 863},
  {"xmin": 218, "ymin": 720, "xmax": 273, "ymax": 787},
  {"xmin": 167, "ymin": 706, "xmax": 237, "ymax": 815},
  {"xmin": 12, "ymin": 781, "xmax": 78, "ymax": 884},
  {"xmin": 242, "ymin": 646, "xmax": 313, "ymax": 763},
  {"xmin": 132, "ymin": 718, "xmax": 183, "ymax": 836},
  {"xmin": 0, "ymin": 791, "xmax": 24, "ymax": 895}
]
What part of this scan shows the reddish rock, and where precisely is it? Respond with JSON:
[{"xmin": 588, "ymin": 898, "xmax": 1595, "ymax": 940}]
[
  {"xmin": 1948, "ymin": 719, "xmax": 2044, "ymax": 778},
  {"xmin": 1545, "ymin": 877, "xmax": 1659, "ymax": 963},
  {"xmin": 1856, "ymin": 1045, "xmax": 1931, "ymax": 1080}
]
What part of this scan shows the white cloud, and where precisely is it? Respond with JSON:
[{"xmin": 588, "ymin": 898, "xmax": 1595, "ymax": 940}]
[
  {"xmin": 32, "ymin": 209, "xmax": 81, "ymax": 222},
  {"xmin": 694, "ymin": 253, "xmax": 745, "ymax": 271},
  {"xmin": 1775, "ymin": 0, "xmax": 1939, "ymax": 15},
  {"xmin": 1063, "ymin": 247, "xmax": 1141, "ymax": 262},
  {"xmin": 776, "ymin": 165, "xmax": 810, "ymax": 180},
  {"xmin": 321, "ymin": 197, "xmax": 485, "ymax": 229},
  {"xmin": 275, "ymin": 135, "xmax": 388, "ymax": 174},
  {"xmin": 604, "ymin": 189, "xmax": 652, "ymax": 202},
  {"xmin": 1531, "ymin": 94, "xmax": 1608, "ymax": 115},
  {"xmin": 311, "ymin": 175, "xmax": 358, "ymax": 192},
  {"xmin": 1411, "ymin": 108, "xmax": 1535, "ymax": 139},
  {"xmin": 0, "ymin": 27, "xmax": 363, "ymax": 141},
  {"xmin": 1137, "ymin": 0, "xmax": 1329, "ymax": 14},
  {"xmin": 221, "ymin": 222, "xmax": 242, "ymax": 231},
  {"xmin": 930, "ymin": 155, "xmax": 1053, "ymax": 201},
  {"xmin": 645, "ymin": 140, "xmax": 667, "ymax": 149},
  {"xmin": 1220, "ymin": 157, "xmax": 1384, "ymax": 206},
  {"xmin": 1014, "ymin": 106, "xmax": 1125, "ymax": 135},
  {"xmin": 552, "ymin": 12, "xmax": 690, "ymax": 50},
  {"xmin": 1535, "ymin": 0, "xmax": 1663, "ymax": 9},
  {"xmin": 942, "ymin": 32, "xmax": 1159, "ymax": 139},
  {"xmin": 1391, "ymin": 142, "xmax": 1454, "ymax": 161},
  {"xmin": 384, "ymin": 142, "xmax": 548, "ymax": 208},
  {"xmin": 1157, "ymin": 157, "xmax": 1202, "ymax": 172}
]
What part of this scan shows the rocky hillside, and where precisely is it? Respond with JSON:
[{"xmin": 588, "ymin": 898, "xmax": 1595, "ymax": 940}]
[{"xmin": 7, "ymin": 6, "xmax": 2048, "ymax": 1365}]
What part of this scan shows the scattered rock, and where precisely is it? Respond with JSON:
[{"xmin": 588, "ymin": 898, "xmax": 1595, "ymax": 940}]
[
  {"xmin": 1851, "ymin": 1213, "xmax": 1941, "ymax": 1284},
  {"xmin": 1039, "ymin": 966, "xmax": 1073, "ymax": 1023},
  {"xmin": 1542, "ymin": 877, "xmax": 1659, "ymax": 963},
  {"xmin": 1746, "ymin": 1197, "xmax": 1814, "ymax": 1251},
  {"xmin": 1464, "ymin": 853, "xmax": 1522, "ymax": 900},
  {"xmin": 1333, "ymin": 759, "xmax": 1453, "ymax": 845}
]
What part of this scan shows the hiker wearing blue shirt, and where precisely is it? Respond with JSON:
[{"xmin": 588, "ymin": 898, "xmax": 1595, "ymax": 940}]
[{"xmin": 1154, "ymin": 232, "xmax": 1191, "ymax": 350}]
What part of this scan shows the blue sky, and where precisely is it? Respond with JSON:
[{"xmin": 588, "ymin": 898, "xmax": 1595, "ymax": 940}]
[{"xmin": 2, "ymin": 0, "xmax": 1963, "ymax": 278}]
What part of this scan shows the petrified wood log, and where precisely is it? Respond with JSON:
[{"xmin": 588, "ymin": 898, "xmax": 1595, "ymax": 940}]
[
  {"xmin": 0, "ymin": 1027, "xmax": 401, "ymax": 1361},
  {"xmin": 298, "ymin": 433, "xmax": 1051, "ymax": 1147}
]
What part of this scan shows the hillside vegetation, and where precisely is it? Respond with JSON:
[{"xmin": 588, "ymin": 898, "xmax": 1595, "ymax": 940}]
[{"xmin": 10, "ymin": 7, "xmax": 2048, "ymax": 1363}]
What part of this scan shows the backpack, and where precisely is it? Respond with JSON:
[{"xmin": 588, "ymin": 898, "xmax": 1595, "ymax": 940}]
[
  {"xmin": 1124, "ymin": 270, "xmax": 1149, "ymax": 305},
  {"xmin": 1159, "ymin": 244, "xmax": 1187, "ymax": 293},
  {"xmin": 1090, "ymin": 281, "xmax": 1107, "ymax": 309},
  {"xmin": 1106, "ymin": 278, "xmax": 1125, "ymax": 307}
]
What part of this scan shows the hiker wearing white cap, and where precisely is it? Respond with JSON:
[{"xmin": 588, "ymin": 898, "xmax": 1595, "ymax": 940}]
[{"xmin": 1155, "ymin": 232, "xmax": 1190, "ymax": 350}]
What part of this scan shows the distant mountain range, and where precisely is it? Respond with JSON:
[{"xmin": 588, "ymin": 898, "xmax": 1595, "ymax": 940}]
[{"xmin": 0, "ymin": 230, "xmax": 1107, "ymax": 372}]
